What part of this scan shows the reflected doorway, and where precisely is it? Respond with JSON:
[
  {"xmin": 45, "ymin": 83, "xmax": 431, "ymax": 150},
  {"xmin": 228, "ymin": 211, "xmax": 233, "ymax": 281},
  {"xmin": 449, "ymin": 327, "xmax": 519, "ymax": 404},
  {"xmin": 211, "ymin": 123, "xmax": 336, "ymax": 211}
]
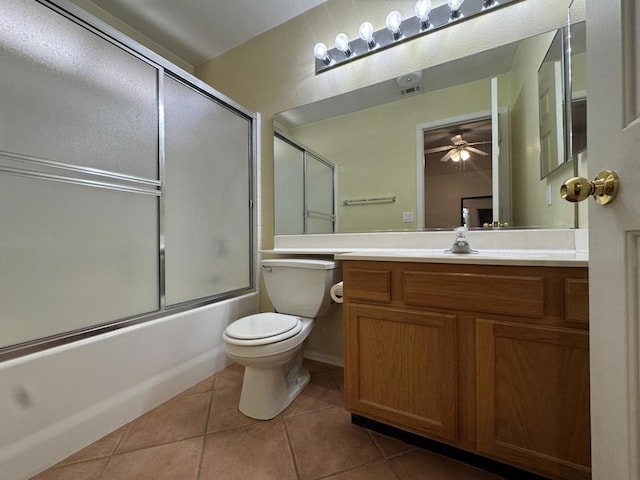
[{"xmin": 422, "ymin": 117, "xmax": 493, "ymax": 229}]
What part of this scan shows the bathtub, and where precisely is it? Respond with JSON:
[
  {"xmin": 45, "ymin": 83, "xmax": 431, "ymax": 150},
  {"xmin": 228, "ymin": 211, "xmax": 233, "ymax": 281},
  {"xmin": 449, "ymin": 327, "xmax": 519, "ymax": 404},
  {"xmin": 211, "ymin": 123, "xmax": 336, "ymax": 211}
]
[{"xmin": 0, "ymin": 293, "xmax": 257, "ymax": 480}]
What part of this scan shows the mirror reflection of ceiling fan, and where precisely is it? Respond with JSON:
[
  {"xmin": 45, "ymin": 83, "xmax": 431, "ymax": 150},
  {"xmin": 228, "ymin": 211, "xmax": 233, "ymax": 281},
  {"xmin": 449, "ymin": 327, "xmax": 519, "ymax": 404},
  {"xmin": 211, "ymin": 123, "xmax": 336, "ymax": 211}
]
[{"xmin": 425, "ymin": 134, "xmax": 490, "ymax": 162}]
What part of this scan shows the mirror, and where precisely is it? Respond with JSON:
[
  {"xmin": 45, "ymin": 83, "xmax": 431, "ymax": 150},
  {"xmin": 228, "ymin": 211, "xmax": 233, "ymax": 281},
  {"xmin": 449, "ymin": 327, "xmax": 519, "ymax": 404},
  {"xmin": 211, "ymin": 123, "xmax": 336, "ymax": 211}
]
[
  {"xmin": 275, "ymin": 21, "xmax": 585, "ymax": 234},
  {"xmin": 274, "ymin": 133, "xmax": 336, "ymax": 234},
  {"xmin": 538, "ymin": 29, "xmax": 567, "ymax": 178},
  {"xmin": 568, "ymin": 21, "xmax": 587, "ymax": 157}
]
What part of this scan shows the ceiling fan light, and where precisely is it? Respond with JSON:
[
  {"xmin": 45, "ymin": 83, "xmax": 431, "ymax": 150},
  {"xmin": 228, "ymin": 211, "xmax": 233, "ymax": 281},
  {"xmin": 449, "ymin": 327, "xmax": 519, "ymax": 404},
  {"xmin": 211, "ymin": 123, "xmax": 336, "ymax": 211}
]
[
  {"xmin": 460, "ymin": 149, "xmax": 471, "ymax": 161},
  {"xmin": 451, "ymin": 151, "xmax": 461, "ymax": 162}
]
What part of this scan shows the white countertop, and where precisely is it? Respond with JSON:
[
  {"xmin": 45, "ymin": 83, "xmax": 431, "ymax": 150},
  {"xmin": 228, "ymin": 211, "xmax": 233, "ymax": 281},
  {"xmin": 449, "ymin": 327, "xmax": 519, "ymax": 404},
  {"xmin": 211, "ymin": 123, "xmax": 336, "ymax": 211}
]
[
  {"xmin": 263, "ymin": 229, "xmax": 589, "ymax": 267},
  {"xmin": 332, "ymin": 248, "xmax": 588, "ymax": 267}
]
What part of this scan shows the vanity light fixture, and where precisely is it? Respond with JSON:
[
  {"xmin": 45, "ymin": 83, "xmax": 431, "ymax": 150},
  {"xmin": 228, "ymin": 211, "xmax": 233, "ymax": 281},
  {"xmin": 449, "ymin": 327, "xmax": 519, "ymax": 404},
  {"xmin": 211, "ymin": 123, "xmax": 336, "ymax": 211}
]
[
  {"xmin": 358, "ymin": 22, "xmax": 376, "ymax": 49},
  {"xmin": 415, "ymin": 0, "xmax": 433, "ymax": 30},
  {"xmin": 335, "ymin": 33, "xmax": 352, "ymax": 57},
  {"xmin": 314, "ymin": 0, "xmax": 524, "ymax": 74},
  {"xmin": 447, "ymin": 0, "xmax": 465, "ymax": 19},
  {"xmin": 313, "ymin": 42, "xmax": 330, "ymax": 65},
  {"xmin": 386, "ymin": 11, "xmax": 403, "ymax": 40}
]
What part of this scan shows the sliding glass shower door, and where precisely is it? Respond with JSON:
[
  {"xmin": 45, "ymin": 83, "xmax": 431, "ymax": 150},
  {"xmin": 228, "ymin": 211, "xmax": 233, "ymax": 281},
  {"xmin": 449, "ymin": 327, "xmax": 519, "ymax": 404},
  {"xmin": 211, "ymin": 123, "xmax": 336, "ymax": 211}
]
[{"xmin": 0, "ymin": 0, "xmax": 255, "ymax": 355}]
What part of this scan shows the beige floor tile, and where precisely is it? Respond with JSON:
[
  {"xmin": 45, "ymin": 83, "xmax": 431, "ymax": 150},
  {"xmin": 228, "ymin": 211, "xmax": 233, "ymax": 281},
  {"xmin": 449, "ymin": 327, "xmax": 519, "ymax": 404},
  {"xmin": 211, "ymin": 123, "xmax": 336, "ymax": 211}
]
[
  {"xmin": 116, "ymin": 392, "xmax": 210, "ymax": 453},
  {"xmin": 285, "ymin": 406, "xmax": 382, "ymax": 480},
  {"xmin": 57, "ymin": 425, "xmax": 129, "ymax": 466},
  {"xmin": 207, "ymin": 386, "xmax": 260, "ymax": 432},
  {"xmin": 388, "ymin": 449, "xmax": 500, "ymax": 480},
  {"xmin": 283, "ymin": 370, "xmax": 344, "ymax": 418},
  {"xmin": 34, "ymin": 360, "xmax": 506, "ymax": 480},
  {"xmin": 30, "ymin": 458, "xmax": 109, "ymax": 480},
  {"xmin": 329, "ymin": 367, "xmax": 344, "ymax": 392},
  {"xmin": 369, "ymin": 431, "xmax": 417, "ymax": 458},
  {"xmin": 200, "ymin": 420, "xmax": 296, "ymax": 480},
  {"xmin": 102, "ymin": 437, "xmax": 202, "ymax": 480},
  {"xmin": 213, "ymin": 364, "xmax": 245, "ymax": 390},
  {"xmin": 323, "ymin": 461, "xmax": 398, "ymax": 480},
  {"xmin": 179, "ymin": 375, "xmax": 215, "ymax": 396}
]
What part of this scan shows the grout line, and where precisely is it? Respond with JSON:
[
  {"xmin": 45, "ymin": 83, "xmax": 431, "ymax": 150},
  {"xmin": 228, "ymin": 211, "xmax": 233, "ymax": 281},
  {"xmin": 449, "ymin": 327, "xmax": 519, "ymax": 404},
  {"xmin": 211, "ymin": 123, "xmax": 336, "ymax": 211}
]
[
  {"xmin": 107, "ymin": 433, "xmax": 208, "ymax": 459},
  {"xmin": 112, "ymin": 422, "xmax": 134, "ymax": 455},
  {"xmin": 95, "ymin": 421, "xmax": 134, "ymax": 478},
  {"xmin": 385, "ymin": 458, "xmax": 402, "ymax": 480},
  {"xmin": 97, "ymin": 456, "xmax": 112, "ymax": 480},
  {"xmin": 282, "ymin": 417, "xmax": 302, "ymax": 480},
  {"xmin": 282, "ymin": 403, "xmax": 341, "ymax": 420},
  {"xmin": 367, "ymin": 429, "xmax": 386, "ymax": 458},
  {"xmin": 196, "ymin": 387, "xmax": 215, "ymax": 479},
  {"xmin": 196, "ymin": 435, "xmax": 207, "ymax": 480}
]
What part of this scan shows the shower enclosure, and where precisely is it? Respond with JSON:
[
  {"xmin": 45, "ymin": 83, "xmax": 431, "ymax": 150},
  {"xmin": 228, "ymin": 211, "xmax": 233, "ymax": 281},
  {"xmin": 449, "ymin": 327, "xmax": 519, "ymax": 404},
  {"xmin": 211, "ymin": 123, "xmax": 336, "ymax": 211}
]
[{"xmin": 0, "ymin": 0, "xmax": 256, "ymax": 358}]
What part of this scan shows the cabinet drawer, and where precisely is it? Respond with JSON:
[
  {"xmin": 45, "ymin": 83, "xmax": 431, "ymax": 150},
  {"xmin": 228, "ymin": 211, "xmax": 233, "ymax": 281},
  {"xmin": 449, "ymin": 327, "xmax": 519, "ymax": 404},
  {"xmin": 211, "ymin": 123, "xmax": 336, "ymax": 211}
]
[
  {"xmin": 346, "ymin": 268, "xmax": 391, "ymax": 303},
  {"xmin": 403, "ymin": 271, "xmax": 544, "ymax": 318}
]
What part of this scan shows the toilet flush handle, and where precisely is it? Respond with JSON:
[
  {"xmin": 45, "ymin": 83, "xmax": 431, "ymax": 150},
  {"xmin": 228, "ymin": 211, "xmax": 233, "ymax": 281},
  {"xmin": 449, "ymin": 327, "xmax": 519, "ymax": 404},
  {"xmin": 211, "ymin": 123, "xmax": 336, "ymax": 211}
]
[{"xmin": 261, "ymin": 265, "xmax": 272, "ymax": 273}]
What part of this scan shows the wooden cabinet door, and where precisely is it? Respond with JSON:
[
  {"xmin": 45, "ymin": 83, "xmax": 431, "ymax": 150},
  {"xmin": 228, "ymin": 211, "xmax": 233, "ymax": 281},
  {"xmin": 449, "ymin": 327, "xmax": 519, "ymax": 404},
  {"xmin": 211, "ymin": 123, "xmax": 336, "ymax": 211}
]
[
  {"xmin": 345, "ymin": 304, "xmax": 458, "ymax": 441},
  {"xmin": 476, "ymin": 319, "xmax": 591, "ymax": 480}
]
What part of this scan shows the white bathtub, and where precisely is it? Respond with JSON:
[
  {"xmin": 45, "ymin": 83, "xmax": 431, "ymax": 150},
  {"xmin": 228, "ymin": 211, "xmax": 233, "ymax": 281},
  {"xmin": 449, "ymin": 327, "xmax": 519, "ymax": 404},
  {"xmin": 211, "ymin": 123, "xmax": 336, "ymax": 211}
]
[{"xmin": 0, "ymin": 293, "xmax": 257, "ymax": 480}]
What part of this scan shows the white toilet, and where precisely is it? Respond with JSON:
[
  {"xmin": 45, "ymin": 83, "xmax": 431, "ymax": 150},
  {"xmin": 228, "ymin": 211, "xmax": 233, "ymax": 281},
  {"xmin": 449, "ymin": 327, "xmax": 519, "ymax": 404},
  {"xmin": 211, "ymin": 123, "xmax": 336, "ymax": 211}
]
[{"xmin": 222, "ymin": 258, "xmax": 342, "ymax": 420}]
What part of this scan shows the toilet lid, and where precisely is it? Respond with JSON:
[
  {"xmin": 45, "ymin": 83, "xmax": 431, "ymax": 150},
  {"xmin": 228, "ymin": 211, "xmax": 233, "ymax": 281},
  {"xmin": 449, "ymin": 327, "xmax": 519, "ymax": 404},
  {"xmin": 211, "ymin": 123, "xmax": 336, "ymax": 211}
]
[{"xmin": 225, "ymin": 313, "xmax": 301, "ymax": 342}]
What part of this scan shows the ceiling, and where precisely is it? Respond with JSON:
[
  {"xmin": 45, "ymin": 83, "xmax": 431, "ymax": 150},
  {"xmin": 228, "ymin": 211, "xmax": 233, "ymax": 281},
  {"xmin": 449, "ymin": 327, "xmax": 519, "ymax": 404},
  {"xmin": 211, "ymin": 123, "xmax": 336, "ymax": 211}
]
[{"xmin": 85, "ymin": 0, "xmax": 328, "ymax": 66}]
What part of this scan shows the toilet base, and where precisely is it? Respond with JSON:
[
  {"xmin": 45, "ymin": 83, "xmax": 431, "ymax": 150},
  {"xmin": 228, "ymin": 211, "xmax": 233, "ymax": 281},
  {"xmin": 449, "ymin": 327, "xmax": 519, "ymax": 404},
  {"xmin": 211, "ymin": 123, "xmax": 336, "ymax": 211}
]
[{"xmin": 238, "ymin": 348, "xmax": 310, "ymax": 420}]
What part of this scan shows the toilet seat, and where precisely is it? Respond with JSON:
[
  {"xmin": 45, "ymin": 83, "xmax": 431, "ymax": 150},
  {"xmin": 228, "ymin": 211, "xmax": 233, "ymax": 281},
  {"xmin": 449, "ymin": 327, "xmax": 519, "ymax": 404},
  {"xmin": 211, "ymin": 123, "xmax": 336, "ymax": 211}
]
[{"xmin": 224, "ymin": 313, "xmax": 302, "ymax": 346}]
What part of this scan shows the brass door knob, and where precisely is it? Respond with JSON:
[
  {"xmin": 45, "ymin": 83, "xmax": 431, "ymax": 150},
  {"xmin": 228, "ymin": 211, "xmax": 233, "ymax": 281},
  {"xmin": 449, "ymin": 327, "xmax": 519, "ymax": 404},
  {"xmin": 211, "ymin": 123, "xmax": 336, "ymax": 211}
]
[{"xmin": 561, "ymin": 170, "xmax": 620, "ymax": 205}]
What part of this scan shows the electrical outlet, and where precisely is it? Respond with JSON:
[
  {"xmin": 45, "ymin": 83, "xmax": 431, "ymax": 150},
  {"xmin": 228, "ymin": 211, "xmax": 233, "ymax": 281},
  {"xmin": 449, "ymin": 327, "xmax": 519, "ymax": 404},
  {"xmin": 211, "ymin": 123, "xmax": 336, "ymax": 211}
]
[
  {"xmin": 402, "ymin": 211, "xmax": 414, "ymax": 223},
  {"xmin": 546, "ymin": 184, "xmax": 553, "ymax": 206}
]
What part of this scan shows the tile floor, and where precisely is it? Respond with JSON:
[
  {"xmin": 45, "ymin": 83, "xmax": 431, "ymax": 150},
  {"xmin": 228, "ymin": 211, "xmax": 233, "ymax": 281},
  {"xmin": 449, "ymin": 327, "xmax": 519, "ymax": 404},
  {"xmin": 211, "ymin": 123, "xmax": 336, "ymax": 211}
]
[{"xmin": 32, "ymin": 360, "xmax": 504, "ymax": 480}]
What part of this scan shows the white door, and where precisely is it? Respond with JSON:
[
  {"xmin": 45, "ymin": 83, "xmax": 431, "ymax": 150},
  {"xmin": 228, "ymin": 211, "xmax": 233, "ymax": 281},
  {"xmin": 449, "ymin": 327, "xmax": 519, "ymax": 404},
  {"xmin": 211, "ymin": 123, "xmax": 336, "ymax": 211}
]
[{"xmin": 587, "ymin": 1, "xmax": 640, "ymax": 478}]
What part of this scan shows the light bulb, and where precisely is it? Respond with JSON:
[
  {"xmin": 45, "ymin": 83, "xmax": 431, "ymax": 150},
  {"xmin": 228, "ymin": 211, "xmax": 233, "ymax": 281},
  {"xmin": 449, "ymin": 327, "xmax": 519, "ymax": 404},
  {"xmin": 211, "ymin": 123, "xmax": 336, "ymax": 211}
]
[
  {"xmin": 314, "ymin": 42, "xmax": 330, "ymax": 64},
  {"xmin": 335, "ymin": 33, "xmax": 352, "ymax": 57},
  {"xmin": 358, "ymin": 22, "xmax": 375, "ymax": 49},
  {"xmin": 415, "ymin": 0, "xmax": 432, "ymax": 29},
  {"xmin": 447, "ymin": 0, "xmax": 465, "ymax": 18},
  {"xmin": 386, "ymin": 11, "xmax": 402, "ymax": 40},
  {"xmin": 451, "ymin": 151, "xmax": 461, "ymax": 162},
  {"xmin": 460, "ymin": 149, "xmax": 471, "ymax": 161}
]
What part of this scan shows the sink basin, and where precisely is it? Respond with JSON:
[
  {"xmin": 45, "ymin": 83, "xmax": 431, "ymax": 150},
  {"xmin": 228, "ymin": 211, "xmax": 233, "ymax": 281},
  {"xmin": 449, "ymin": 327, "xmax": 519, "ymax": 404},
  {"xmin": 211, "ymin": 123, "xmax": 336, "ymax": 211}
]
[
  {"xmin": 448, "ymin": 250, "xmax": 549, "ymax": 258},
  {"xmin": 373, "ymin": 248, "xmax": 550, "ymax": 259}
]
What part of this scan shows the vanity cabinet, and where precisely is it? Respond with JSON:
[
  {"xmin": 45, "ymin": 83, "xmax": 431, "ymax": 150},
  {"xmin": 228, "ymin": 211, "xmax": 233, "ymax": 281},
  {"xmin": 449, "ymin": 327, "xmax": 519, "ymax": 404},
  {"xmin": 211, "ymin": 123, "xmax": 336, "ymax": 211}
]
[{"xmin": 343, "ymin": 260, "xmax": 590, "ymax": 480}]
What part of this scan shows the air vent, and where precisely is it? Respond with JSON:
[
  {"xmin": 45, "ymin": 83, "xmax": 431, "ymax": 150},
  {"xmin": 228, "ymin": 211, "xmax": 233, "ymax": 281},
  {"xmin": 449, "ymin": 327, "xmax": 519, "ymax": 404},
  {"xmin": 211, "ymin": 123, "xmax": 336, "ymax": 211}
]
[{"xmin": 400, "ymin": 85, "xmax": 423, "ymax": 96}]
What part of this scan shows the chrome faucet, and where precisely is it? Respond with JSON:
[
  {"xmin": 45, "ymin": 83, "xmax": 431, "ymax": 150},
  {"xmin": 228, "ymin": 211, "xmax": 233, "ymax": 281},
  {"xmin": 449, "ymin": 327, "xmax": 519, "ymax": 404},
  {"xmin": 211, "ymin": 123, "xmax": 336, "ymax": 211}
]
[{"xmin": 445, "ymin": 225, "xmax": 478, "ymax": 254}]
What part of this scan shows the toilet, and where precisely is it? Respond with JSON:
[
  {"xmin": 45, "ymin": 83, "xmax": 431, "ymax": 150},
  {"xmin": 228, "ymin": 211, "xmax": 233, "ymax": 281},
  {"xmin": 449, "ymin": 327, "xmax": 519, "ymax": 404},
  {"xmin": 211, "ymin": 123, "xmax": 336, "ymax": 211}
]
[{"xmin": 222, "ymin": 258, "xmax": 342, "ymax": 420}]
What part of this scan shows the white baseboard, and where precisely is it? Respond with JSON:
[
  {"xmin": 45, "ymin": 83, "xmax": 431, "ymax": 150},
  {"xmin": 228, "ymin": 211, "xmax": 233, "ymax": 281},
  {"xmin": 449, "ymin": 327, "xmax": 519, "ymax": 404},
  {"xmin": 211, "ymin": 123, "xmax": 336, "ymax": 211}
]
[{"xmin": 304, "ymin": 349, "xmax": 343, "ymax": 368}]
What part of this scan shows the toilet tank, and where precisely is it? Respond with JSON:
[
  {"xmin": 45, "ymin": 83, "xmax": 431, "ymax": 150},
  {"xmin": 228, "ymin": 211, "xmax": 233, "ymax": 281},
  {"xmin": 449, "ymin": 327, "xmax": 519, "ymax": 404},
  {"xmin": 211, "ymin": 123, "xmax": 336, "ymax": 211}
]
[{"xmin": 261, "ymin": 259, "xmax": 342, "ymax": 318}]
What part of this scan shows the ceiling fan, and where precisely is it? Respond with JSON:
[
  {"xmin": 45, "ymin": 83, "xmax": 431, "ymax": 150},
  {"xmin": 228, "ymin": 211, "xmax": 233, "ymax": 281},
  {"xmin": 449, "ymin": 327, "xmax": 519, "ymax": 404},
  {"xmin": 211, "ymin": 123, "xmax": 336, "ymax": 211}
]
[{"xmin": 425, "ymin": 134, "xmax": 490, "ymax": 162}]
